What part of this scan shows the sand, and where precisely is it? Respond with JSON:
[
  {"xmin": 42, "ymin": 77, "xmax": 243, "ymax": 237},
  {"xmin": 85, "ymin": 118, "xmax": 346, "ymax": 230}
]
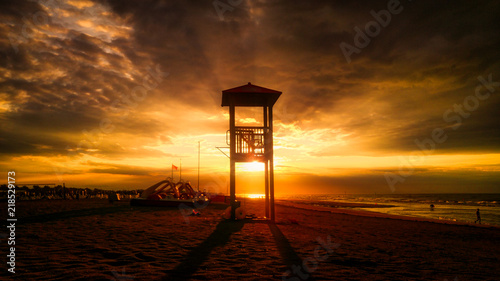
[{"xmin": 1, "ymin": 198, "xmax": 499, "ymax": 280}]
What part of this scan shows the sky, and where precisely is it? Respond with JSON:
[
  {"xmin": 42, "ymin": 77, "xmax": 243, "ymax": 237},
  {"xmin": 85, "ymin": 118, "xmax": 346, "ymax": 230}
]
[{"xmin": 1, "ymin": 0, "xmax": 499, "ymax": 195}]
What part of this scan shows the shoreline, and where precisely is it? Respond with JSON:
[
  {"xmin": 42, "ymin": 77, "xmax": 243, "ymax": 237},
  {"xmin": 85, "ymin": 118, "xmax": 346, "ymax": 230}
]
[
  {"xmin": 3, "ymin": 197, "xmax": 498, "ymax": 229},
  {"xmin": 276, "ymin": 199, "xmax": 500, "ymax": 229},
  {"xmin": 4, "ymin": 197, "xmax": 498, "ymax": 228}
]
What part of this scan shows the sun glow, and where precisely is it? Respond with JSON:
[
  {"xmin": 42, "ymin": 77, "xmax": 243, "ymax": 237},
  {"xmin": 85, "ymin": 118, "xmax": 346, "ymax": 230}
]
[{"xmin": 237, "ymin": 162, "xmax": 265, "ymax": 172}]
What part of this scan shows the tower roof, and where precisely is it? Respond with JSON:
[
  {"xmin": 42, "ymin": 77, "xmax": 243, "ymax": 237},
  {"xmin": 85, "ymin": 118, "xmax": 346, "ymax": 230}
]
[{"xmin": 221, "ymin": 82, "xmax": 282, "ymax": 107}]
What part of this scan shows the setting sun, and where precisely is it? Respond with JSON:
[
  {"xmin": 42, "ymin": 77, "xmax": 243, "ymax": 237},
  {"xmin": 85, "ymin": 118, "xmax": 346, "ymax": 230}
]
[{"xmin": 237, "ymin": 162, "xmax": 265, "ymax": 172}]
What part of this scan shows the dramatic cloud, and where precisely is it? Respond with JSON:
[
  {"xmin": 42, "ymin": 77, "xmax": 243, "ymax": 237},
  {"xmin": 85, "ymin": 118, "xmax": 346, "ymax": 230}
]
[{"xmin": 1, "ymin": 0, "xmax": 499, "ymax": 193}]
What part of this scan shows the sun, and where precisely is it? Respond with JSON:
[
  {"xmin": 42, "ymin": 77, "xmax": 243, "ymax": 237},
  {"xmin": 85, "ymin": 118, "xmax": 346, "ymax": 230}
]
[{"xmin": 238, "ymin": 162, "xmax": 265, "ymax": 172}]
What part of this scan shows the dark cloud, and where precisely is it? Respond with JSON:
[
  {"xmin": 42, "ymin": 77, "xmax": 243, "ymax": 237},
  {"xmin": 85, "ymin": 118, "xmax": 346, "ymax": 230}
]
[{"xmin": 279, "ymin": 168, "xmax": 500, "ymax": 194}]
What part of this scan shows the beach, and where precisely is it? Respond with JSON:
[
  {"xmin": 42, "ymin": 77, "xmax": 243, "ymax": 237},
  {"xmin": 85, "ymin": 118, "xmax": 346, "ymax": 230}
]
[{"xmin": 2, "ymin": 198, "xmax": 499, "ymax": 280}]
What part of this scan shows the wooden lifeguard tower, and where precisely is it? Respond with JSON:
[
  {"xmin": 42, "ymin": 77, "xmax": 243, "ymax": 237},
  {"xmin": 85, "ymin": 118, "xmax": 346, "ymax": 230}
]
[{"xmin": 221, "ymin": 82, "xmax": 281, "ymax": 222}]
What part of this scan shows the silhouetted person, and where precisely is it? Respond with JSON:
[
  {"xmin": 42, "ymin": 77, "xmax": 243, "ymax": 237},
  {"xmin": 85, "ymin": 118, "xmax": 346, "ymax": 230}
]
[
  {"xmin": 430, "ymin": 204, "xmax": 435, "ymax": 211},
  {"xmin": 475, "ymin": 208, "xmax": 481, "ymax": 224}
]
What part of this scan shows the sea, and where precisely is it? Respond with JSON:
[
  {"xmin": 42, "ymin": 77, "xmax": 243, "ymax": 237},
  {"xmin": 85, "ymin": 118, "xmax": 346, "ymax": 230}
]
[{"xmin": 277, "ymin": 193, "xmax": 500, "ymax": 226}]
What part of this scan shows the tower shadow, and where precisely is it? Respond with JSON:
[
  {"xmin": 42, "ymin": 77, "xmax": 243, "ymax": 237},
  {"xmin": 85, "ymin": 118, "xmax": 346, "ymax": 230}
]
[
  {"xmin": 163, "ymin": 219, "xmax": 312, "ymax": 280},
  {"xmin": 162, "ymin": 219, "xmax": 245, "ymax": 280},
  {"xmin": 266, "ymin": 222, "xmax": 315, "ymax": 280}
]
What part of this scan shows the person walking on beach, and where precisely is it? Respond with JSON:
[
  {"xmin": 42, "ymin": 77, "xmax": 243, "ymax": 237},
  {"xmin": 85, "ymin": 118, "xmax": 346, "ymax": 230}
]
[{"xmin": 475, "ymin": 208, "xmax": 481, "ymax": 224}]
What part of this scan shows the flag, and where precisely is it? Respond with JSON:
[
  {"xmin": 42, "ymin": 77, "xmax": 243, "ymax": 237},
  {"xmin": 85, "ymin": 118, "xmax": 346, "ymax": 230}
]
[{"xmin": 172, "ymin": 164, "xmax": 178, "ymax": 170}]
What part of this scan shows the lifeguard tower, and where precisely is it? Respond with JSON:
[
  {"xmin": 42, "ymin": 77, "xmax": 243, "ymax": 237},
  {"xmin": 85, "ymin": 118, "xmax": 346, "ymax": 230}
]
[{"xmin": 221, "ymin": 82, "xmax": 281, "ymax": 222}]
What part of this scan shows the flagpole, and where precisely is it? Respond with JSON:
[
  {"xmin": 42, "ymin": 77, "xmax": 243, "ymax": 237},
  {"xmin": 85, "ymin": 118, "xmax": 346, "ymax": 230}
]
[
  {"xmin": 180, "ymin": 158, "xmax": 182, "ymax": 181},
  {"xmin": 171, "ymin": 163, "xmax": 173, "ymax": 180},
  {"xmin": 198, "ymin": 141, "xmax": 200, "ymax": 192}
]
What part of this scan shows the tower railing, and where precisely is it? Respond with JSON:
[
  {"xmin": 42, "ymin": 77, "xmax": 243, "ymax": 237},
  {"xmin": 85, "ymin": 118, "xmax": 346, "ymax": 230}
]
[{"xmin": 226, "ymin": 126, "xmax": 268, "ymax": 156}]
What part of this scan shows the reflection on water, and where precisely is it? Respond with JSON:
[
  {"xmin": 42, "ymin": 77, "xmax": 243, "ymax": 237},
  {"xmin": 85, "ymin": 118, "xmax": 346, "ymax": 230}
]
[{"xmin": 278, "ymin": 193, "xmax": 500, "ymax": 226}]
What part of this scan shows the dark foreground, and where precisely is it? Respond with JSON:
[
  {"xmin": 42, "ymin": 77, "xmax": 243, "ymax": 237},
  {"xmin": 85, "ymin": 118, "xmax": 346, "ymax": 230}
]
[{"xmin": 1, "ymin": 198, "xmax": 499, "ymax": 280}]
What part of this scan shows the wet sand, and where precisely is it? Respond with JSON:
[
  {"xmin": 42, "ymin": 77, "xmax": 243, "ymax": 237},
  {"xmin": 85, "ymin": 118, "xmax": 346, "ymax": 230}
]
[{"xmin": 1, "ymin": 198, "xmax": 499, "ymax": 280}]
